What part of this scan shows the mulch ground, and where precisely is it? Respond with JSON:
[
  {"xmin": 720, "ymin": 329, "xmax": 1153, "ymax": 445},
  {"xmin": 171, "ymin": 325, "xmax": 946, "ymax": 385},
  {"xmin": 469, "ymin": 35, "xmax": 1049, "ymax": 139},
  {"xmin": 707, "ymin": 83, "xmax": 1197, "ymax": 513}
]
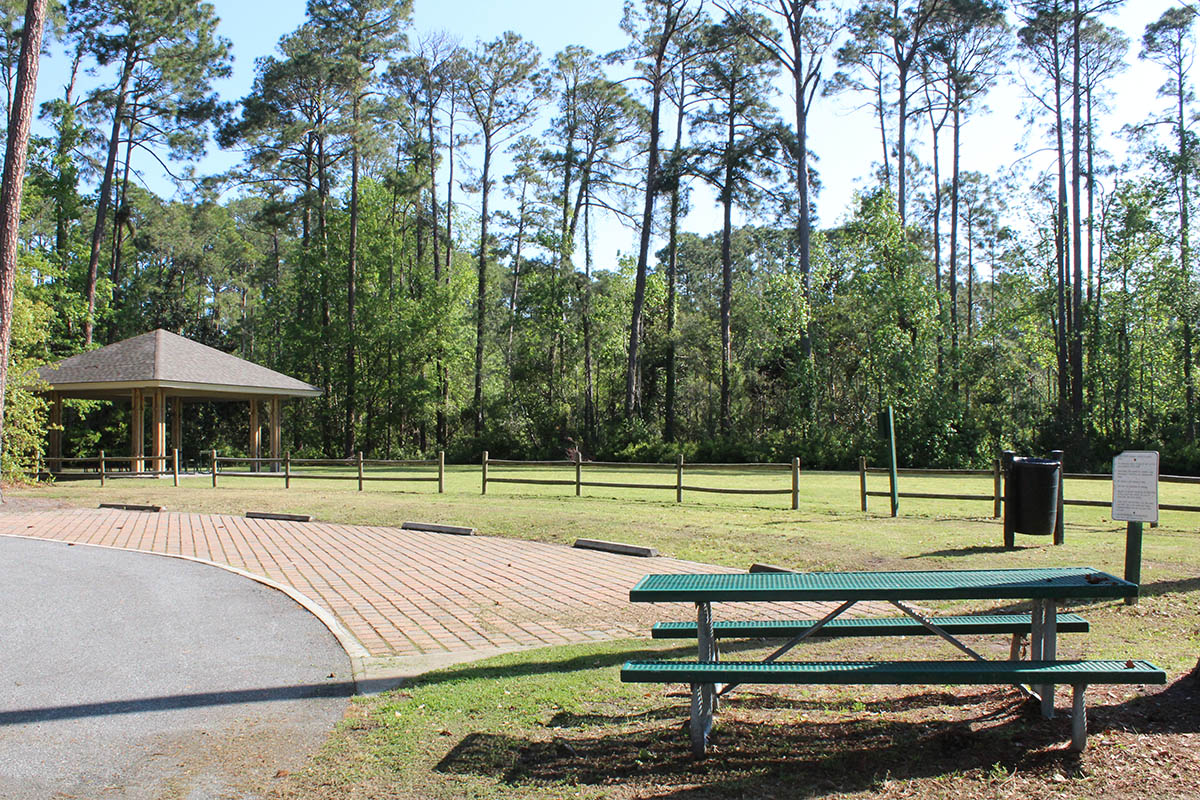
[{"xmin": 482, "ymin": 676, "xmax": 1200, "ymax": 798}]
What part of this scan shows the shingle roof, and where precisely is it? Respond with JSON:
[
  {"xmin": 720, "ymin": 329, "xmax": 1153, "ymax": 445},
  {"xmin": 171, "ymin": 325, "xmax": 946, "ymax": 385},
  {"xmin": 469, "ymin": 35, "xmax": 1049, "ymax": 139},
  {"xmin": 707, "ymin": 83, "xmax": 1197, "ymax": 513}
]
[{"xmin": 38, "ymin": 330, "xmax": 321, "ymax": 399}]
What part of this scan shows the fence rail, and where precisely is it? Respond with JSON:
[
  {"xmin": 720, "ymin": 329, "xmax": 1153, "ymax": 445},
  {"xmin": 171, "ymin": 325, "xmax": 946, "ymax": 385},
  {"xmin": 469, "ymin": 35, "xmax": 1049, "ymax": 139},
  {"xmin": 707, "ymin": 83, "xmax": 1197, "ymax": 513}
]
[
  {"xmin": 43, "ymin": 450, "xmax": 183, "ymax": 487},
  {"xmin": 209, "ymin": 450, "xmax": 446, "ymax": 493},
  {"xmin": 858, "ymin": 457, "xmax": 1200, "ymax": 518},
  {"xmin": 480, "ymin": 451, "xmax": 802, "ymax": 508}
]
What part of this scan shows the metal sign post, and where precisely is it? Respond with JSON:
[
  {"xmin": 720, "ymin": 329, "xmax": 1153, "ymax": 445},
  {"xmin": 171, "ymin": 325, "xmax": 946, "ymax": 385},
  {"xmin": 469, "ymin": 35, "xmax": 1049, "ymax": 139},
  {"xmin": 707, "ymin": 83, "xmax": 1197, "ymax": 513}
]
[
  {"xmin": 887, "ymin": 405, "xmax": 899, "ymax": 518},
  {"xmin": 1112, "ymin": 450, "xmax": 1159, "ymax": 605}
]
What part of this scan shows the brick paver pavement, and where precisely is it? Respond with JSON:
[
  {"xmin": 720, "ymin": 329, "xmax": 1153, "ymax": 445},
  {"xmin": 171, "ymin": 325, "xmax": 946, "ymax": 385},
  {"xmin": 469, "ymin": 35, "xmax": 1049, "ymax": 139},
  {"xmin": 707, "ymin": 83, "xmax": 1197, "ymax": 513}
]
[{"xmin": 0, "ymin": 507, "xmax": 895, "ymax": 659}]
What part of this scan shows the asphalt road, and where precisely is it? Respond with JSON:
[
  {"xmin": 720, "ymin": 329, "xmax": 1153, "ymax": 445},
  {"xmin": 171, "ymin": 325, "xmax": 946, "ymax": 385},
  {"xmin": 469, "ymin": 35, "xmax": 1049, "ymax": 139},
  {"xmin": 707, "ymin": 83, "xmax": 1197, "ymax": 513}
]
[{"xmin": 0, "ymin": 535, "xmax": 353, "ymax": 799}]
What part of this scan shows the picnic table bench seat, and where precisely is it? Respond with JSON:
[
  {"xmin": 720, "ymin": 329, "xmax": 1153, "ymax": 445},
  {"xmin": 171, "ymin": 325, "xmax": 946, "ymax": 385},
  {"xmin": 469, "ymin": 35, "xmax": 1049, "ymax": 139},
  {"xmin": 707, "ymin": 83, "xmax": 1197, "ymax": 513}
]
[
  {"xmin": 651, "ymin": 612, "xmax": 1090, "ymax": 640},
  {"xmin": 621, "ymin": 658, "xmax": 1166, "ymax": 753}
]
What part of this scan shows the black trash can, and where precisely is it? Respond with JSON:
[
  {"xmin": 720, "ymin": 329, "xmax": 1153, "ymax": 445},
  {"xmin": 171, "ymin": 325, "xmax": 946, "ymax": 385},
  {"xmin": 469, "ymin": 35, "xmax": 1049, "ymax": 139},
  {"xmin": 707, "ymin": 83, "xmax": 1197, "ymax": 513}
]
[{"xmin": 1010, "ymin": 457, "xmax": 1061, "ymax": 536}]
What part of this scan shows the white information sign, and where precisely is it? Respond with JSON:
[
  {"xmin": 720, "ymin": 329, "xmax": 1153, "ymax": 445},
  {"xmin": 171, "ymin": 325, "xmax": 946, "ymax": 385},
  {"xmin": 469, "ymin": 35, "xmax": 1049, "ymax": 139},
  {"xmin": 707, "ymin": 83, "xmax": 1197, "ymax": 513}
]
[{"xmin": 1112, "ymin": 450, "xmax": 1159, "ymax": 523}]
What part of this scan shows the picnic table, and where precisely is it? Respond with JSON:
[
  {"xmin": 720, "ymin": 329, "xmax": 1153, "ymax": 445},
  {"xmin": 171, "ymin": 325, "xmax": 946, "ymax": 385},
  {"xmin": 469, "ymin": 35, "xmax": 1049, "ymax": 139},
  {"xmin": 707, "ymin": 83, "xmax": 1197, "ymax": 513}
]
[{"xmin": 622, "ymin": 567, "xmax": 1165, "ymax": 755}]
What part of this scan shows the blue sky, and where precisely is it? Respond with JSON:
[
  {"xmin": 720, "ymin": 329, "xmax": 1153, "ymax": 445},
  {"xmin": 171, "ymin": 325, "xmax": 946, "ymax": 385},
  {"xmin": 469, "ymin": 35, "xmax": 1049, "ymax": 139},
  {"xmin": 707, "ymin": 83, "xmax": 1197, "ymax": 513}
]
[{"xmin": 30, "ymin": 0, "xmax": 1187, "ymax": 271}]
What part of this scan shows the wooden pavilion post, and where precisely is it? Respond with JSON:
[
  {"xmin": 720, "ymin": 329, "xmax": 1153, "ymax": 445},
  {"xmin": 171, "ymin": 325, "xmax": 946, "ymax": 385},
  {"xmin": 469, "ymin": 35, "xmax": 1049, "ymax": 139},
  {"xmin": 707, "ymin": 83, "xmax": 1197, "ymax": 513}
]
[
  {"xmin": 151, "ymin": 388, "xmax": 166, "ymax": 473},
  {"xmin": 48, "ymin": 392, "xmax": 62, "ymax": 471},
  {"xmin": 131, "ymin": 388, "xmax": 144, "ymax": 473},
  {"xmin": 270, "ymin": 396, "xmax": 281, "ymax": 473},
  {"xmin": 249, "ymin": 398, "xmax": 261, "ymax": 472},
  {"xmin": 171, "ymin": 396, "xmax": 183, "ymax": 458}
]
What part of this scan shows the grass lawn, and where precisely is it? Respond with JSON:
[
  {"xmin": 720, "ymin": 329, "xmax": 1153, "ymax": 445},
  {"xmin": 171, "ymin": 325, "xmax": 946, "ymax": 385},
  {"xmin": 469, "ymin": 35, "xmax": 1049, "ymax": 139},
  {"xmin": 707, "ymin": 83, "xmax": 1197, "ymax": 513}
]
[{"xmin": 12, "ymin": 467, "xmax": 1200, "ymax": 798}]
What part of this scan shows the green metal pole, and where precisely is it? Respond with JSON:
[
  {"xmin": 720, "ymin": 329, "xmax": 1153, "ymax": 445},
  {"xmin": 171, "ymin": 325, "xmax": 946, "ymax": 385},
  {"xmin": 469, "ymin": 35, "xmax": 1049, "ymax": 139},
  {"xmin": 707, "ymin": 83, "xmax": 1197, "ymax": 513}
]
[
  {"xmin": 887, "ymin": 405, "xmax": 899, "ymax": 518},
  {"xmin": 1124, "ymin": 521, "xmax": 1143, "ymax": 605}
]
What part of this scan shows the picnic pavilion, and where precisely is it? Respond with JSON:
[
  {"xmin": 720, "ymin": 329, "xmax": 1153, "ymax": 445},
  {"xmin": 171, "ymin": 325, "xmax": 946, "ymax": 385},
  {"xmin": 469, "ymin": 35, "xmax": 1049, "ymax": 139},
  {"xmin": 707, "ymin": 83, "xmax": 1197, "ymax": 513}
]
[{"xmin": 37, "ymin": 329, "xmax": 321, "ymax": 471}]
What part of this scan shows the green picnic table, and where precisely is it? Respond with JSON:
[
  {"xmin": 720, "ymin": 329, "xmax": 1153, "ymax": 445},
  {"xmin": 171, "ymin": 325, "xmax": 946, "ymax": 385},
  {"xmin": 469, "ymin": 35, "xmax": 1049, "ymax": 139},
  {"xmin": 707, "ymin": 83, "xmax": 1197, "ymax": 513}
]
[{"xmin": 623, "ymin": 567, "xmax": 1162, "ymax": 755}]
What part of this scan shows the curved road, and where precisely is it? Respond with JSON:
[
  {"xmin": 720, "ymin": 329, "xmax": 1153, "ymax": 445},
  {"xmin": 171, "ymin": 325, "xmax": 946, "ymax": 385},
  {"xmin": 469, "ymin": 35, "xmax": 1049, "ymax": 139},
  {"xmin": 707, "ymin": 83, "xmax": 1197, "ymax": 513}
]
[{"xmin": 0, "ymin": 536, "xmax": 352, "ymax": 799}]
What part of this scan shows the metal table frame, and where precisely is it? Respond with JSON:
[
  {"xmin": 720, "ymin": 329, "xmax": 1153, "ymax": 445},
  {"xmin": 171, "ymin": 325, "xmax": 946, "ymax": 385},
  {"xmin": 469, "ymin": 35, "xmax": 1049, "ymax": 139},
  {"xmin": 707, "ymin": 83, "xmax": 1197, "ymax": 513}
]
[{"xmin": 629, "ymin": 567, "xmax": 1137, "ymax": 755}]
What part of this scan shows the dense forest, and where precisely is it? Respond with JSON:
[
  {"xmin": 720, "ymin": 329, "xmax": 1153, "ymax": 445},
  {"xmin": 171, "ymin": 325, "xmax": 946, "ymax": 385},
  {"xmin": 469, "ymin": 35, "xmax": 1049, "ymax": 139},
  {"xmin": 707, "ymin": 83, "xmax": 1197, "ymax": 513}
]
[{"xmin": 1, "ymin": 0, "xmax": 1198, "ymax": 475}]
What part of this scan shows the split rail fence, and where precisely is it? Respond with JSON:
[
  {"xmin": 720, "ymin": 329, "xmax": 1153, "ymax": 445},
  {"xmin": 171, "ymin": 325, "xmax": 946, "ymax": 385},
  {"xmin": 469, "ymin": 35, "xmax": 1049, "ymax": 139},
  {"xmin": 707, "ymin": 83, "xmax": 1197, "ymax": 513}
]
[
  {"xmin": 480, "ymin": 452, "xmax": 802, "ymax": 508},
  {"xmin": 859, "ymin": 458, "xmax": 1200, "ymax": 517},
  {"xmin": 43, "ymin": 452, "xmax": 183, "ymax": 487},
  {"xmin": 210, "ymin": 451, "xmax": 445, "ymax": 493},
  {"xmin": 37, "ymin": 451, "xmax": 1200, "ymax": 517}
]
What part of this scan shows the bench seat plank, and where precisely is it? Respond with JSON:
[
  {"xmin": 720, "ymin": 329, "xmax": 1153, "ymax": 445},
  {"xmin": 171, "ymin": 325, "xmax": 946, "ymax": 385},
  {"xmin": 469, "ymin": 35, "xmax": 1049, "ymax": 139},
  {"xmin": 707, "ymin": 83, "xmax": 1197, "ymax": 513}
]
[
  {"xmin": 621, "ymin": 659, "xmax": 1166, "ymax": 686},
  {"xmin": 651, "ymin": 613, "xmax": 1090, "ymax": 639}
]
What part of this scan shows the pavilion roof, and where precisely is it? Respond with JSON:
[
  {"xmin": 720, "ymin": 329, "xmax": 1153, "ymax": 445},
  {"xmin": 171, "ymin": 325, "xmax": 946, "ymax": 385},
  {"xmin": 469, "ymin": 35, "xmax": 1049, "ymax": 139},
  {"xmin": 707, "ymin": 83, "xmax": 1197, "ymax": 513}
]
[{"xmin": 37, "ymin": 329, "xmax": 322, "ymax": 400}]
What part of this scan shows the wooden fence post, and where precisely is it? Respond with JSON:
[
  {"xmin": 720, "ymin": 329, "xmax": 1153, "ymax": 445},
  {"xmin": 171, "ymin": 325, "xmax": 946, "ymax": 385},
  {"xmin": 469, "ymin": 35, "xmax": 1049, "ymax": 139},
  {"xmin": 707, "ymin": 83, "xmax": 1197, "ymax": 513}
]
[
  {"xmin": 285, "ymin": 451, "xmax": 291, "ymax": 489},
  {"xmin": 99, "ymin": 450, "xmax": 105, "ymax": 488},
  {"xmin": 211, "ymin": 449, "xmax": 218, "ymax": 488},
  {"xmin": 992, "ymin": 458, "xmax": 1002, "ymax": 519},
  {"xmin": 172, "ymin": 448, "xmax": 179, "ymax": 487},
  {"xmin": 438, "ymin": 451, "xmax": 445, "ymax": 494},
  {"xmin": 357, "ymin": 451, "xmax": 364, "ymax": 491},
  {"xmin": 791, "ymin": 457, "xmax": 800, "ymax": 510},
  {"xmin": 676, "ymin": 454, "xmax": 684, "ymax": 504},
  {"xmin": 575, "ymin": 451, "xmax": 582, "ymax": 497},
  {"xmin": 481, "ymin": 451, "xmax": 488, "ymax": 495},
  {"xmin": 859, "ymin": 456, "xmax": 867, "ymax": 512}
]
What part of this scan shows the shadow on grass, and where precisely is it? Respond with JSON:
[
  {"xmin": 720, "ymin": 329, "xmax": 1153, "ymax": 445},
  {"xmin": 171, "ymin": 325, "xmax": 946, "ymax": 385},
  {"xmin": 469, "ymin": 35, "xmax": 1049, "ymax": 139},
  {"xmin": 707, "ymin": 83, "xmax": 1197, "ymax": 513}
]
[
  {"xmin": 977, "ymin": 575, "xmax": 1200, "ymax": 616},
  {"xmin": 546, "ymin": 687, "xmax": 996, "ymax": 725},
  {"xmin": 905, "ymin": 545, "xmax": 1016, "ymax": 559},
  {"xmin": 1091, "ymin": 670, "xmax": 1200, "ymax": 735},
  {"xmin": 1137, "ymin": 576, "xmax": 1200, "ymax": 598},
  {"xmin": 433, "ymin": 690, "xmax": 1056, "ymax": 797},
  {"xmin": 405, "ymin": 640, "xmax": 780, "ymax": 690},
  {"xmin": 434, "ymin": 675, "xmax": 1200, "ymax": 797}
]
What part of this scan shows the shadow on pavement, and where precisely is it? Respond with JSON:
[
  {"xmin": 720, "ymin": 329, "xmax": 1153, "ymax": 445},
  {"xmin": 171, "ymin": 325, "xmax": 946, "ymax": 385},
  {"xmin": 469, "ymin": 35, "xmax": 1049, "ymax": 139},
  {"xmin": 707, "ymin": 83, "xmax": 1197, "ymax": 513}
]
[{"xmin": 0, "ymin": 681, "xmax": 354, "ymax": 726}]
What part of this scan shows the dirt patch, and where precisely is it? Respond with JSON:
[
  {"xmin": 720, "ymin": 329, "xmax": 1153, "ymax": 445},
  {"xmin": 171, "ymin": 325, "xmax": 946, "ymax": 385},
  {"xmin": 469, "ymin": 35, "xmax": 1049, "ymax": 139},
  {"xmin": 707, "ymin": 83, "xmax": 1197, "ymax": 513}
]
[
  {"xmin": 442, "ymin": 680, "xmax": 1200, "ymax": 799},
  {"xmin": 0, "ymin": 492, "xmax": 76, "ymax": 513}
]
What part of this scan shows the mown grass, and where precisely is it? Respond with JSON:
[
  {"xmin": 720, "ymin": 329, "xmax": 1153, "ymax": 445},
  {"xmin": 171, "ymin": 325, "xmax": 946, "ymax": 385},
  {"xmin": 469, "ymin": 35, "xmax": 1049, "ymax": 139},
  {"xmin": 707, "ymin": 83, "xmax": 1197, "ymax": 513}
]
[
  {"xmin": 273, "ymin": 634, "xmax": 1200, "ymax": 800},
  {"xmin": 22, "ymin": 465, "xmax": 1200, "ymax": 580},
  {"xmin": 14, "ymin": 466, "xmax": 1200, "ymax": 798}
]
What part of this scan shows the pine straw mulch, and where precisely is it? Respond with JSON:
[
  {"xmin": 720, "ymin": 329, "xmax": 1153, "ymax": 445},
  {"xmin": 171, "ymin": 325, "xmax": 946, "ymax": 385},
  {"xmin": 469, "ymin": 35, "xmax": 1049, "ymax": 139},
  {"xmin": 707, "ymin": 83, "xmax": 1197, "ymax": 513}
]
[{"xmin": 428, "ymin": 672, "xmax": 1200, "ymax": 799}]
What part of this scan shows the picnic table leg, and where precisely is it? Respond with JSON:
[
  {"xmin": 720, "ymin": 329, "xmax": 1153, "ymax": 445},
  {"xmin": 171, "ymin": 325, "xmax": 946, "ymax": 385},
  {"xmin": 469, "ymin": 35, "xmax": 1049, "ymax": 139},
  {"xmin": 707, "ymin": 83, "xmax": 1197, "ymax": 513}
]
[
  {"xmin": 691, "ymin": 601, "xmax": 716, "ymax": 757},
  {"xmin": 1030, "ymin": 600, "xmax": 1045, "ymax": 705},
  {"xmin": 1070, "ymin": 684, "xmax": 1088, "ymax": 752},
  {"xmin": 1040, "ymin": 600, "xmax": 1058, "ymax": 719},
  {"xmin": 1009, "ymin": 633, "xmax": 1025, "ymax": 661}
]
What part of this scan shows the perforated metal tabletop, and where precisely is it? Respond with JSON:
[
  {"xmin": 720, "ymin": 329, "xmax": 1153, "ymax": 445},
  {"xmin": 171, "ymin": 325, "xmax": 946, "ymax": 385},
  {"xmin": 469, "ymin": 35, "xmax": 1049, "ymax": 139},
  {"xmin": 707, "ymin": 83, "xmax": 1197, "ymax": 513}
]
[{"xmin": 629, "ymin": 567, "xmax": 1137, "ymax": 603}]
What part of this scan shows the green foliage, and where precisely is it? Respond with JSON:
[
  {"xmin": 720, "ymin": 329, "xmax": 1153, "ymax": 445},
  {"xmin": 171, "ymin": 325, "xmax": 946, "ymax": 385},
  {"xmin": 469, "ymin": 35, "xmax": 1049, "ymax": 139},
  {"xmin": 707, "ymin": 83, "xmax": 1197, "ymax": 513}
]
[
  {"xmin": 3, "ymin": 255, "xmax": 54, "ymax": 482},
  {"xmin": 11, "ymin": 0, "xmax": 1200, "ymax": 476}
]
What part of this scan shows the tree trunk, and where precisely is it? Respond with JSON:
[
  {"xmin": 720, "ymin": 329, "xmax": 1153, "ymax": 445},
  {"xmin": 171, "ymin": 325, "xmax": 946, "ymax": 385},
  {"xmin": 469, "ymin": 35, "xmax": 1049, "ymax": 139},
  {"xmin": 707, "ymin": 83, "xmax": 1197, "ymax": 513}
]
[
  {"xmin": 445, "ymin": 93, "xmax": 456, "ymax": 276},
  {"xmin": 665, "ymin": 67, "xmax": 687, "ymax": 443},
  {"xmin": 1069, "ymin": 0, "xmax": 1084, "ymax": 427},
  {"xmin": 0, "ymin": 0, "xmax": 48, "ymax": 498},
  {"xmin": 474, "ymin": 137, "xmax": 492, "ymax": 437},
  {"xmin": 795, "ymin": 53, "xmax": 814, "ymax": 362},
  {"xmin": 427, "ymin": 105, "xmax": 440, "ymax": 282},
  {"xmin": 108, "ymin": 97, "xmax": 138, "ymax": 318},
  {"xmin": 896, "ymin": 62, "xmax": 909, "ymax": 224},
  {"xmin": 1178, "ymin": 57, "xmax": 1194, "ymax": 440},
  {"xmin": 316, "ymin": 133, "xmax": 333, "ymax": 455},
  {"xmin": 583, "ymin": 191, "xmax": 596, "ymax": 445},
  {"xmin": 625, "ymin": 72, "xmax": 664, "ymax": 419},
  {"xmin": 949, "ymin": 99, "xmax": 961, "ymax": 393},
  {"xmin": 83, "ymin": 48, "xmax": 134, "ymax": 347},
  {"xmin": 1053, "ymin": 28, "xmax": 1070, "ymax": 416},
  {"xmin": 345, "ymin": 95, "xmax": 360, "ymax": 457},
  {"xmin": 505, "ymin": 178, "xmax": 528, "ymax": 367},
  {"xmin": 928, "ymin": 96, "xmax": 945, "ymax": 375},
  {"xmin": 719, "ymin": 94, "xmax": 735, "ymax": 436}
]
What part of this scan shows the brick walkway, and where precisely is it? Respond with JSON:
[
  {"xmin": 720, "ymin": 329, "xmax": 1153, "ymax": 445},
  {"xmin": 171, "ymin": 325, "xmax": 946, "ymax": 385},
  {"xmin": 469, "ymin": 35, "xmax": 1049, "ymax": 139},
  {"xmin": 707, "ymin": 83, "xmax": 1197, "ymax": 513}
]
[{"xmin": 0, "ymin": 508, "xmax": 894, "ymax": 659}]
